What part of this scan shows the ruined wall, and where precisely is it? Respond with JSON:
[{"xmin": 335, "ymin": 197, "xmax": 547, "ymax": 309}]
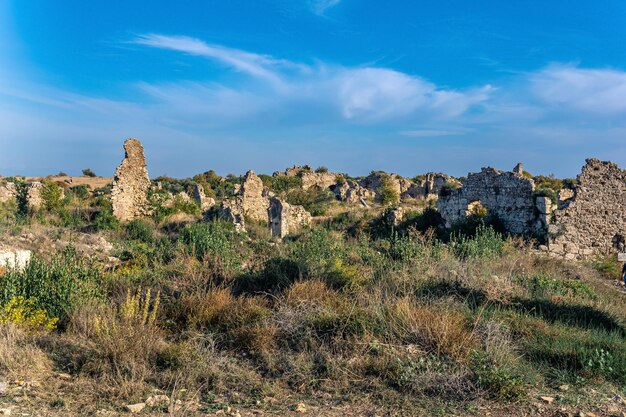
[
  {"xmin": 111, "ymin": 138, "xmax": 150, "ymax": 222},
  {"xmin": 438, "ymin": 165, "xmax": 539, "ymax": 235},
  {"xmin": 193, "ymin": 183, "xmax": 215, "ymax": 212},
  {"xmin": 0, "ymin": 181, "xmax": 17, "ymax": 203},
  {"xmin": 268, "ymin": 198, "xmax": 312, "ymax": 238},
  {"xmin": 549, "ymin": 159, "xmax": 626, "ymax": 259}
]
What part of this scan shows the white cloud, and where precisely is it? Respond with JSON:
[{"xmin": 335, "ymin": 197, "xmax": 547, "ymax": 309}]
[
  {"xmin": 400, "ymin": 129, "xmax": 469, "ymax": 138},
  {"xmin": 530, "ymin": 64, "xmax": 626, "ymax": 114},
  {"xmin": 309, "ymin": 0, "xmax": 341, "ymax": 15},
  {"xmin": 133, "ymin": 34, "xmax": 490, "ymax": 123}
]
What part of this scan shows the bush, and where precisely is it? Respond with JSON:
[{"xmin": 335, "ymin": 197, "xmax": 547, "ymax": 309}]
[
  {"xmin": 285, "ymin": 186, "xmax": 335, "ymax": 216},
  {"xmin": 0, "ymin": 296, "xmax": 58, "ymax": 331},
  {"xmin": 94, "ymin": 207, "xmax": 120, "ymax": 231},
  {"xmin": 125, "ymin": 219, "xmax": 155, "ymax": 244},
  {"xmin": 41, "ymin": 180, "xmax": 64, "ymax": 212},
  {"xmin": 450, "ymin": 225, "xmax": 505, "ymax": 260},
  {"xmin": 82, "ymin": 168, "xmax": 97, "ymax": 177},
  {"xmin": 377, "ymin": 177, "xmax": 399, "ymax": 206},
  {"xmin": 179, "ymin": 221, "xmax": 243, "ymax": 274},
  {"xmin": 0, "ymin": 249, "xmax": 103, "ymax": 323},
  {"xmin": 315, "ymin": 166, "xmax": 329, "ymax": 173}
]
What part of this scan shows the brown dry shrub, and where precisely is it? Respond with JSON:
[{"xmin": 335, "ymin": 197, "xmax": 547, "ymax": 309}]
[
  {"xmin": 0, "ymin": 323, "xmax": 52, "ymax": 379},
  {"xmin": 181, "ymin": 288, "xmax": 275, "ymax": 353},
  {"xmin": 387, "ymin": 298, "xmax": 476, "ymax": 361},
  {"xmin": 285, "ymin": 280, "xmax": 336, "ymax": 307},
  {"xmin": 68, "ymin": 296, "xmax": 166, "ymax": 398}
]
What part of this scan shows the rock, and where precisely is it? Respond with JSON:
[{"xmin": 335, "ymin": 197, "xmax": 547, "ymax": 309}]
[
  {"xmin": 331, "ymin": 180, "xmax": 374, "ymax": 204},
  {"xmin": 540, "ymin": 396, "xmax": 555, "ymax": 404},
  {"xmin": 513, "ymin": 162, "xmax": 524, "ymax": 175},
  {"xmin": 111, "ymin": 138, "xmax": 150, "ymax": 222},
  {"xmin": 558, "ymin": 384, "xmax": 570, "ymax": 392},
  {"xmin": 386, "ymin": 207, "xmax": 404, "ymax": 226},
  {"xmin": 145, "ymin": 394, "xmax": 169, "ymax": 408},
  {"xmin": 292, "ymin": 403, "xmax": 307, "ymax": 413},
  {"xmin": 26, "ymin": 182, "xmax": 44, "ymax": 210},
  {"xmin": 192, "ymin": 183, "xmax": 215, "ymax": 212},
  {"xmin": 124, "ymin": 402, "xmax": 146, "ymax": 413},
  {"xmin": 0, "ymin": 249, "xmax": 31, "ymax": 271},
  {"xmin": 268, "ymin": 197, "xmax": 311, "ymax": 238},
  {"xmin": 0, "ymin": 381, "xmax": 6, "ymax": 394},
  {"xmin": 0, "ymin": 409, "xmax": 11, "ymax": 416}
]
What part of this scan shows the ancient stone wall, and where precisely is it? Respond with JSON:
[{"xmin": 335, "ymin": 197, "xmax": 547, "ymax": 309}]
[
  {"xmin": 0, "ymin": 181, "xmax": 17, "ymax": 203},
  {"xmin": 268, "ymin": 197, "xmax": 312, "ymax": 238},
  {"xmin": 193, "ymin": 183, "xmax": 215, "ymax": 212},
  {"xmin": 549, "ymin": 159, "xmax": 626, "ymax": 259},
  {"xmin": 438, "ymin": 165, "xmax": 539, "ymax": 235},
  {"xmin": 239, "ymin": 170, "xmax": 270, "ymax": 222},
  {"xmin": 26, "ymin": 182, "xmax": 44, "ymax": 210},
  {"xmin": 111, "ymin": 138, "xmax": 150, "ymax": 222}
]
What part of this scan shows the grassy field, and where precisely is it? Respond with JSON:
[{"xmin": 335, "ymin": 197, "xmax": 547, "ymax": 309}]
[{"xmin": 0, "ymin": 177, "xmax": 624, "ymax": 416}]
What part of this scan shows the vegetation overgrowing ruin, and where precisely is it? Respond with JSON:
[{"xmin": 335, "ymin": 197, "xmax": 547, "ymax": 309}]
[{"xmin": 0, "ymin": 138, "xmax": 624, "ymax": 416}]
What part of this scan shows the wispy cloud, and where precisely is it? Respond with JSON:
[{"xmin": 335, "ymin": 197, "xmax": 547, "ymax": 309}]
[
  {"xmin": 400, "ymin": 129, "xmax": 469, "ymax": 138},
  {"xmin": 309, "ymin": 0, "xmax": 341, "ymax": 15},
  {"xmin": 2, "ymin": 34, "xmax": 626, "ymax": 178},
  {"xmin": 133, "ymin": 34, "xmax": 490, "ymax": 123},
  {"xmin": 530, "ymin": 64, "xmax": 626, "ymax": 114}
]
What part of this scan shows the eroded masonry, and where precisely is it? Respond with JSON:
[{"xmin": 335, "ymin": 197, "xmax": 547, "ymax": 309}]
[
  {"xmin": 111, "ymin": 138, "xmax": 151, "ymax": 222},
  {"xmin": 438, "ymin": 159, "xmax": 626, "ymax": 259}
]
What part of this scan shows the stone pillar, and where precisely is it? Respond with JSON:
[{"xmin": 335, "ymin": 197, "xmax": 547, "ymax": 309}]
[{"xmin": 111, "ymin": 138, "xmax": 150, "ymax": 222}]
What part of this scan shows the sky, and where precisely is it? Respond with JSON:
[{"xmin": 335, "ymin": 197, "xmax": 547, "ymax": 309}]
[{"xmin": 0, "ymin": 1, "xmax": 625, "ymax": 178}]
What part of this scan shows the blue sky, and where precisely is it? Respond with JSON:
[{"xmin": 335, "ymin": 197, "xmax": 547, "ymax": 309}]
[{"xmin": 1, "ymin": 0, "xmax": 625, "ymax": 178}]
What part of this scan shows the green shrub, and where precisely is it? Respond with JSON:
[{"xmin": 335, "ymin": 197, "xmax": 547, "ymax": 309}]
[
  {"xmin": 315, "ymin": 166, "xmax": 329, "ymax": 173},
  {"xmin": 179, "ymin": 221, "xmax": 243, "ymax": 273},
  {"xmin": 82, "ymin": 168, "xmax": 97, "ymax": 177},
  {"xmin": 285, "ymin": 186, "xmax": 334, "ymax": 216},
  {"xmin": 377, "ymin": 177, "xmax": 399, "ymax": 206},
  {"xmin": 472, "ymin": 353, "xmax": 526, "ymax": 400},
  {"xmin": 41, "ymin": 181, "xmax": 64, "ymax": 212},
  {"xmin": 268, "ymin": 175, "xmax": 303, "ymax": 194},
  {"xmin": 528, "ymin": 274, "xmax": 597, "ymax": 299},
  {"xmin": 450, "ymin": 225, "xmax": 505, "ymax": 260},
  {"xmin": 0, "ymin": 248, "xmax": 103, "ymax": 323},
  {"xmin": 125, "ymin": 219, "xmax": 155, "ymax": 244},
  {"xmin": 94, "ymin": 208, "xmax": 120, "ymax": 231}
]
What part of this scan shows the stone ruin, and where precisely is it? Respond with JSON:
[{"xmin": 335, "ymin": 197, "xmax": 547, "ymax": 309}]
[
  {"xmin": 26, "ymin": 182, "xmax": 44, "ymax": 210},
  {"xmin": 111, "ymin": 138, "xmax": 150, "ymax": 222},
  {"xmin": 268, "ymin": 197, "xmax": 313, "ymax": 238},
  {"xmin": 331, "ymin": 180, "xmax": 374, "ymax": 206},
  {"xmin": 548, "ymin": 159, "xmax": 626, "ymax": 259},
  {"xmin": 218, "ymin": 170, "xmax": 312, "ymax": 237},
  {"xmin": 0, "ymin": 181, "xmax": 17, "ymax": 203},
  {"xmin": 192, "ymin": 183, "xmax": 215, "ymax": 212},
  {"xmin": 438, "ymin": 164, "xmax": 547, "ymax": 235},
  {"xmin": 279, "ymin": 165, "xmax": 338, "ymax": 191},
  {"xmin": 438, "ymin": 159, "xmax": 626, "ymax": 260}
]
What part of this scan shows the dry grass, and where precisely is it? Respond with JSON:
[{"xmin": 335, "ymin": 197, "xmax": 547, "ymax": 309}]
[{"xmin": 0, "ymin": 323, "xmax": 52, "ymax": 380}]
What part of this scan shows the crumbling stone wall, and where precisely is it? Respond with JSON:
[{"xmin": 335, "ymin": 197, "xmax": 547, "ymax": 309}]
[
  {"xmin": 438, "ymin": 165, "xmax": 540, "ymax": 235},
  {"xmin": 26, "ymin": 182, "xmax": 44, "ymax": 210},
  {"xmin": 360, "ymin": 172, "xmax": 413, "ymax": 198},
  {"xmin": 193, "ymin": 183, "xmax": 215, "ymax": 212},
  {"xmin": 111, "ymin": 138, "xmax": 150, "ymax": 222},
  {"xmin": 268, "ymin": 197, "xmax": 312, "ymax": 238},
  {"xmin": 0, "ymin": 181, "xmax": 17, "ymax": 203},
  {"xmin": 403, "ymin": 173, "xmax": 459, "ymax": 199},
  {"xmin": 239, "ymin": 170, "xmax": 270, "ymax": 222},
  {"xmin": 276, "ymin": 165, "xmax": 338, "ymax": 190},
  {"xmin": 331, "ymin": 180, "xmax": 374, "ymax": 205},
  {"xmin": 218, "ymin": 170, "xmax": 311, "ymax": 237},
  {"xmin": 549, "ymin": 159, "xmax": 626, "ymax": 259}
]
